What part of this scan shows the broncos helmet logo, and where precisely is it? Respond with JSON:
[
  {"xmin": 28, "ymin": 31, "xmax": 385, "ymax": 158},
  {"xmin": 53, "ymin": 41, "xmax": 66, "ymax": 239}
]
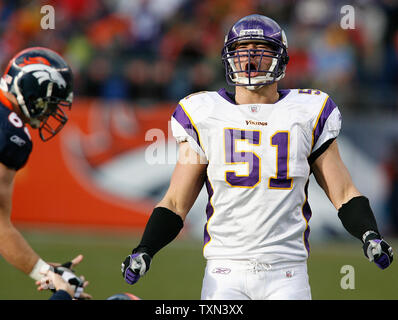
[
  {"xmin": 18, "ymin": 56, "xmax": 51, "ymax": 67},
  {"xmin": 20, "ymin": 64, "xmax": 67, "ymax": 89}
]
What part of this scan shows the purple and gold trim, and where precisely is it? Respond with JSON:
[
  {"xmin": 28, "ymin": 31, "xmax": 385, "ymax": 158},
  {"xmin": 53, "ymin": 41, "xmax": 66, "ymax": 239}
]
[
  {"xmin": 311, "ymin": 96, "xmax": 337, "ymax": 150},
  {"xmin": 203, "ymin": 176, "xmax": 215, "ymax": 252},
  {"xmin": 217, "ymin": 88, "xmax": 236, "ymax": 104},
  {"xmin": 301, "ymin": 180, "xmax": 312, "ymax": 255},
  {"xmin": 172, "ymin": 103, "xmax": 204, "ymax": 152}
]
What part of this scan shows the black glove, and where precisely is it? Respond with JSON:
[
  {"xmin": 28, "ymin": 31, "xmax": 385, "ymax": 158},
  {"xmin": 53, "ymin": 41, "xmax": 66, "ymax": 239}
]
[
  {"xmin": 121, "ymin": 253, "xmax": 151, "ymax": 285},
  {"xmin": 362, "ymin": 231, "xmax": 393, "ymax": 269},
  {"xmin": 53, "ymin": 261, "xmax": 85, "ymax": 299}
]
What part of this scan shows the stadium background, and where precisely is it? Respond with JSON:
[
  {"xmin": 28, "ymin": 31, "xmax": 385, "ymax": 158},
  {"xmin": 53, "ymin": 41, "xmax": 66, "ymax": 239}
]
[{"xmin": 0, "ymin": 0, "xmax": 397, "ymax": 299}]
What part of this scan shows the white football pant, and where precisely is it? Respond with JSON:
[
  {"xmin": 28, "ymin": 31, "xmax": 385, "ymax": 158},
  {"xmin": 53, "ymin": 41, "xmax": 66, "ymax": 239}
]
[{"xmin": 201, "ymin": 259, "xmax": 311, "ymax": 300}]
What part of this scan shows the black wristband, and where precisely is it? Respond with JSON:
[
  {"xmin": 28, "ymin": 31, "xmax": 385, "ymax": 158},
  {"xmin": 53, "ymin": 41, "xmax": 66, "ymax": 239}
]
[
  {"xmin": 338, "ymin": 196, "xmax": 379, "ymax": 242},
  {"xmin": 133, "ymin": 207, "xmax": 184, "ymax": 258}
]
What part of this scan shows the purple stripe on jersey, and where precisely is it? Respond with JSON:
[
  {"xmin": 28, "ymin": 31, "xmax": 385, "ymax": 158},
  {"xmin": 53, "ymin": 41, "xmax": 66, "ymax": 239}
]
[
  {"xmin": 217, "ymin": 88, "xmax": 236, "ymax": 104},
  {"xmin": 277, "ymin": 89, "xmax": 291, "ymax": 101},
  {"xmin": 203, "ymin": 177, "xmax": 215, "ymax": 247},
  {"xmin": 312, "ymin": 97, "xmax": 337, "ymax": 149},
  {"xmin": 172, "ymin": 104, "xmax": 202, "ymax": 149},
  {"xmin": 302, "ymin": 180, "xmax": 312, "ymax": 255}
]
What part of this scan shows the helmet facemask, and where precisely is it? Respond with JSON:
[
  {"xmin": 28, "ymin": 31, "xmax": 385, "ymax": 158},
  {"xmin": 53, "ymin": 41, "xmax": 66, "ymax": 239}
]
[
  {"xmin": 223, "ymin": 40, "xmax": 287, "ymax": 90},
  {"xmin": 36, "ymin": 95, "xmax": 71, "ymax": 142}
]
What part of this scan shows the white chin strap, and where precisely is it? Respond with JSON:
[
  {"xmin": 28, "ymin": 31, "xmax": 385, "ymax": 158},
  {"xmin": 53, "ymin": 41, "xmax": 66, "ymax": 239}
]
[
  {"xmin": 235, "ymin": 77, "xmax": 267, "ymax": 91},
  {"xmin": 228, "ymin": 53, "xmax": 285, "ymax": 89},
  {"xmin": 11, "ymin": 72, "xmax": 33, "ymax": 122}
]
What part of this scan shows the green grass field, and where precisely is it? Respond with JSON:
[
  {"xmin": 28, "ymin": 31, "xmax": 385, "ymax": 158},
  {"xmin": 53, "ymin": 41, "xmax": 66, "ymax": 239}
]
[{"xmin": 0, "ymin": 228, "xmax": 397, "ymax": 300}]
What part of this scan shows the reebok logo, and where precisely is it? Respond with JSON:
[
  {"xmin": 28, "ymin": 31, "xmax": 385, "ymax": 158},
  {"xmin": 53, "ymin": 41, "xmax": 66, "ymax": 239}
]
[
  {"xmin": 245, "ymin": 120, "xmax": 267, "ymax": 126},
  {"xmin": 212, "ymin": 267, "xmax": 231, "ymax": 275},
  {"xmin": 10, "ymin": 135, "xmax": 26, "ymax": 147}
]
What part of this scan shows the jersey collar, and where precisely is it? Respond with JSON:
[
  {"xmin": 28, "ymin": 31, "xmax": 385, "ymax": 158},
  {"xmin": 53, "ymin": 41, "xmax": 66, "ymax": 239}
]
[{"xmin": 217, "ymin": 88, "xmax": 291, "ymax": 105}]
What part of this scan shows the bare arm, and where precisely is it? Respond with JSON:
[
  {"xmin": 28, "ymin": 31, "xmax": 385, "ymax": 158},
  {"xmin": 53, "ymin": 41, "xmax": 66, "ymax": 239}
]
[
  {"xmin": 312, "ymin": 140, "xmax": 394, "ymax": 269},
  {"xmin": 156, "ymin": 141, "xmax": 208, "ymax": 221},
  {"xmin": 311, "ymin": 140, "xmax": 361, "ymax": 210},
  {"xmin": 120, "ymin": 141, "xmax": 207, "ymax": 266},
  {"xmin": 0, "ymin": 163, "xmax": 40, "ymax": 275}
]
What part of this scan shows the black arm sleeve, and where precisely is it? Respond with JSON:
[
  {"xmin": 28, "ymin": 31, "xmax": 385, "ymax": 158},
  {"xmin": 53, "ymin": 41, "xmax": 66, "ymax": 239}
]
[
  {"xmin": 337, "ymin": 196, "xmax": 380, "ymax": 242},
  {"xmin": 133, "ymin": 207, "xmax": 184, "ymax": 258}
]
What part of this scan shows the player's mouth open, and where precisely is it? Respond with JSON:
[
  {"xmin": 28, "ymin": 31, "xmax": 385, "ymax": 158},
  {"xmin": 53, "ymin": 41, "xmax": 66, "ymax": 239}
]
[{"xmin": 245, "ymin": 62, "xmax": 259, "ymax": 77}]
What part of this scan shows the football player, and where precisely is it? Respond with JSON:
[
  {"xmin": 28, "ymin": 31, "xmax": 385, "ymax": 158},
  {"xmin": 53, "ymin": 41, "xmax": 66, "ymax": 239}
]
[
  {"xmin": 121, "ymin": 14, "xmax": 393, "ymax": 299},
  {"xmin": 0, "ymin": 47, "xmax": 86, "ymax": 298}
]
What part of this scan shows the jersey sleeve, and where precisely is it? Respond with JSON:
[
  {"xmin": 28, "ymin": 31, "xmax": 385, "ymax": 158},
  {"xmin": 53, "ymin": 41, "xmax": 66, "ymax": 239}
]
[
  {"xmin": 311, "ymin": 95, "xmax": 342, "ymax": 155},
  {"xmin": 0, "ymin": 126, "xmax": 32, "ymax": 171},
  {"xmin": 171, "ymin": 102, "xmax": 207, "ymax": 159}
]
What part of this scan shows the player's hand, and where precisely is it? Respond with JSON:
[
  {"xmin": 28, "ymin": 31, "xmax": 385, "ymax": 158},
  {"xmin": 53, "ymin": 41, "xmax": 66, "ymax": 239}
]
[
  {"xmin": 121, "ymin": 253, "xmax": 151, "ymax": 285},
  {"xmin": 53, "ymin": 265, "xmax": 87, "ymax": 299},
  {"xmin": 40, "ymin": 254, "xmax": 91, "ymax": 299},
  {"xmin": 362, "ymin": 232, "xmax": 393, "ymax": 269},
  {"xmin": 48, "ymin": 254, "xmax": 84, "ymax": 270},
  {"xmin": 36, "ymin": 269, "xmax": 92, "ymax": 299}
]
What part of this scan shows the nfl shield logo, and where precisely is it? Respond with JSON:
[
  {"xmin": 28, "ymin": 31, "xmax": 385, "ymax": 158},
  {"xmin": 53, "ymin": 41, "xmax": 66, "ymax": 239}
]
[{"xmin": 249, "ymin": 105, "xmax": 260, "ymax": 113}]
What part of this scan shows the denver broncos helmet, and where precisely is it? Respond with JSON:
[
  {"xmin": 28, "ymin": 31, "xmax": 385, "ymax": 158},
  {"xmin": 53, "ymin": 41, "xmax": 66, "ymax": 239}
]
[
  {"xmin": 106, "ymin": 292, "xmax": 141, "ymax": 300},
  {"xmin": 222, "ymin": 14, "xmax": 289, "ymax": 89},
  {"xmin": 0, "ymin": 47, "xmax": 73, "ymax": 141}
]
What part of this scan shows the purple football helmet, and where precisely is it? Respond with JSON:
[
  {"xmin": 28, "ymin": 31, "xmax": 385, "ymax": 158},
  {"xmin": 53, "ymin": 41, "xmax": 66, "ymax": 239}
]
[{"xmin": 222, "ymin": 14, "xmax": 289, "ymax": 89}]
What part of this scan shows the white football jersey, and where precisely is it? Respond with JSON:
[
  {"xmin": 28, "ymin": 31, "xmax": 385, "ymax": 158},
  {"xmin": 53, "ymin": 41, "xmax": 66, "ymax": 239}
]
[{"xmin": 171, "ymin": 88, "xmax": 341, "ymax": 264}]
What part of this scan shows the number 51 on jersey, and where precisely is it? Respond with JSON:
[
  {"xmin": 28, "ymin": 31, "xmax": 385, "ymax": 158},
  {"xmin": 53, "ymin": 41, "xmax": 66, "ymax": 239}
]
[{"xmin": 224, "ymin": 128, "xmax": 293, "ymax": 189}]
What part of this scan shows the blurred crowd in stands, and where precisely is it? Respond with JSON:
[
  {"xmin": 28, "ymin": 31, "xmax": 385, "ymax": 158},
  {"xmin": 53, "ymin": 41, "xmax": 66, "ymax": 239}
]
[
  {"xmin": 0, "ymin": 0, "xmax": 397, "ymax": 112},
  {"xmin": 1, "ymin": 0, "xmax": 398, "ymax": 233}
]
